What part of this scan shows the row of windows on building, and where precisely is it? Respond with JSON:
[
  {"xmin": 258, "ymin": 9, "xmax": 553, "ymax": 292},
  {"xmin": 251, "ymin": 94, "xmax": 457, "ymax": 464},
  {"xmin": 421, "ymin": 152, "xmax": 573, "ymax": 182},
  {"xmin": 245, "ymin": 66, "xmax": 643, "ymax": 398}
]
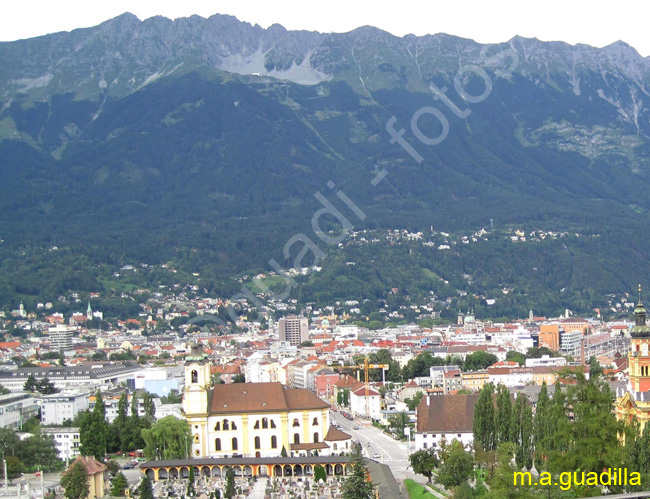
[
  {"xmin": 214, "ymin": 417, "xmax": 320, "ymax": 432},
  {"xmin": 211, "ymin": 432, "xmax": 321, "ymax": 452}
]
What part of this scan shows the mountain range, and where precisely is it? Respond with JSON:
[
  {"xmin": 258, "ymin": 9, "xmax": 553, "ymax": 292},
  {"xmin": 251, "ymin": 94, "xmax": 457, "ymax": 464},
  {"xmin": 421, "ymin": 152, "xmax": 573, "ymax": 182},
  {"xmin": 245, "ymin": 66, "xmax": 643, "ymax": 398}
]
[{"xmin": 1, "ymin": 13, "xmax": 650, "ymax": 317}]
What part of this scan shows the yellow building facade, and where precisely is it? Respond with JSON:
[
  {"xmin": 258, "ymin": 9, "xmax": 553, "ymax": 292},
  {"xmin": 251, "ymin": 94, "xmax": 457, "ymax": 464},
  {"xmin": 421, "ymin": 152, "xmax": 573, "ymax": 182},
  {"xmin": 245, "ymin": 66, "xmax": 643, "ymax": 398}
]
[
  {"xmin": 183, "ymin": 362, "xmax": 331, "ymax": 458},
  {"xmin": 615, "ymin": 288, "xmax": 650, "ymax": 432}
]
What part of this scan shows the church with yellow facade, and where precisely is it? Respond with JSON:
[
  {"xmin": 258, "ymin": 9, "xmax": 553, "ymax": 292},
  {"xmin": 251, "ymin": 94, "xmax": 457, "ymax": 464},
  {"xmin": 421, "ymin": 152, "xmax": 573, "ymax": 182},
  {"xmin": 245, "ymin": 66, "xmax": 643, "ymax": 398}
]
[
  {"xmin": 183, "ymin": 361, "xmax": 351, "ymax": 458},
  {"xmin": 615, "ymin": 286, "xmax": 650, "ymax": 432}
]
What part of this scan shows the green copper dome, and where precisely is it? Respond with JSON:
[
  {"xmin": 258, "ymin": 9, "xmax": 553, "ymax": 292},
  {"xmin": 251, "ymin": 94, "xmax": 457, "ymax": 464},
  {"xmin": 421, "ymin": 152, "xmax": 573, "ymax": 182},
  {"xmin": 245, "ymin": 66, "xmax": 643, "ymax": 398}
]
[{"xmin": 631, "ymin": 285, "xmax": 650, "ymax": 337}]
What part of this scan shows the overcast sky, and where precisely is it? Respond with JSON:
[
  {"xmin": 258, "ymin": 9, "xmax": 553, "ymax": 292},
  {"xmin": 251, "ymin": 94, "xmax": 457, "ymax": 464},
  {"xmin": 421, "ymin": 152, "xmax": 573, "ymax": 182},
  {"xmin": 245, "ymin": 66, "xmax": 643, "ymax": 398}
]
[{"xmin": 2, "ymin": 0, "xmax": 650, "ymax": 56}]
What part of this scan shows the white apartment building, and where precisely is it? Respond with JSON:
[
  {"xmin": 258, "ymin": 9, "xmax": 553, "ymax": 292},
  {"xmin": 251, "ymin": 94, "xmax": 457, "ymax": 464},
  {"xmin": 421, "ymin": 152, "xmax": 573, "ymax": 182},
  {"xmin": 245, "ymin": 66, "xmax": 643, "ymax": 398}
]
[
  {"xmin": 40, "ymin": 390, "xmax": 91, "ymax": 425},
  {"xmin": 350, "ymin": 386, "xmax": 382, "ymax": 420},
  {"xmin": 487, "ymin": 366, "xmax": 533, "ymax": 387},
  {"xmin": 42, "ymin": 427, "xmax": 81, "ymax": 461},
  {"xmin": 48, "ymin": 326, "xmax": 75, "ymax": 351},
  {"xmin": 0, "ymin": 393, "xmax": 40, "ymax": 429},
  {"xmin": 525, "ymin": 355, "xmax": 567, "ymax": 368}
]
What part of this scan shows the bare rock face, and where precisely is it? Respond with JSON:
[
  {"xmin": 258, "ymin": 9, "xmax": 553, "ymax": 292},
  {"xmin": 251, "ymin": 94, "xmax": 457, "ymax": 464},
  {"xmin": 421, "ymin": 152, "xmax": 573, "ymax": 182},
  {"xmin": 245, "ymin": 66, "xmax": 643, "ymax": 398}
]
[{"xmin": 1, "ymin": 12, "xmax": 650, "ymax": 164}]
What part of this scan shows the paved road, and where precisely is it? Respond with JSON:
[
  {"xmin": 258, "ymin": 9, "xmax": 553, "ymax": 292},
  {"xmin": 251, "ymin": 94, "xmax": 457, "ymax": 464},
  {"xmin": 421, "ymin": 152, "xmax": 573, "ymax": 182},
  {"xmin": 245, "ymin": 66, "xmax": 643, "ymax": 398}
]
[{"xmin": 330, "ymin": 412, "xmax": 421, "ymax": 484}]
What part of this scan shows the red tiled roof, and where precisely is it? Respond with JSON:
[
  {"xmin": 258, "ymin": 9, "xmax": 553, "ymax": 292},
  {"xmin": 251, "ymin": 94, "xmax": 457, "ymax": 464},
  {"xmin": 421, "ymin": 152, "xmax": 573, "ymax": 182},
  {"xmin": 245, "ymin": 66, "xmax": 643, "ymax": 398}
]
[
  {"xmin": 65, "ymin": 455, "xmax": 107, "ymax": 476},
  {"xmin": 324, "ymin": 426, "xmax": 352, "ymax": 442},
  {"xmin": 416, "ymin": 394, "xmax": 480, "ymax": 433},
  {"xmin": 209, "ymin": 383, "xmax": 328, "ymax": 414}
]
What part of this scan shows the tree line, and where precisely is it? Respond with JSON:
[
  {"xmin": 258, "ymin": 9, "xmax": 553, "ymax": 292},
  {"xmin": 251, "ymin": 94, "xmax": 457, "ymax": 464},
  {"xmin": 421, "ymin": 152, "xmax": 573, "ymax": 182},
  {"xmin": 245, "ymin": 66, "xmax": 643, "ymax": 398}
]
[{"xmin": 410, "ymin": 372, "xmax": 649, "ymax": 497}]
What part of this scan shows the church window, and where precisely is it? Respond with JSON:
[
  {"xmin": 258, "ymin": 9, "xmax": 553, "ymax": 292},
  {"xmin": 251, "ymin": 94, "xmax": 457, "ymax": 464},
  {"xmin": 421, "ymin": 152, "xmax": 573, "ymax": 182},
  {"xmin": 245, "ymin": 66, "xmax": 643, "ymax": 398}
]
[
  {"xmin": 194, "ymin": 434, "xmax": 199, "ymax": 444},
  {"xmin": 333, "ymin": 443, "xmax": 337, "ymax": 451},
  {"xmin": 294, "ymin": 433, "xmax": 300, "ymax": 444},
  {"xmin": 231, "ymin": 422, "xmax": 237, "ymax": 430},
  {"xmin": 293, "ymin": 418, "xmax": 300, "ymax": 427},
  {"xmin": 223, "ymin": 420, "xmax": 229, "ymax": 431},
  {"xmin": 191, "ymin": 370, "xmax": 198, "ymax": 384},
  {"xmin": 312, "ymin": 417, "xmax": 318, "ymax": 426},
  {"xmin": 215, "ymin": 422, "xmax": 221, "ymax": 431},
  {"xmin": 271, "ymin": 436, "xmax": 277, "ymax": 448},
  {"xmin": 313, "ymin": 433, "xmax": 319, "ymax": 443},
  {"xmin": 271, "ymin": 420, "xmax": 276, "ymax": 428},
  {"xmin": 254, "ymin": 421, "xmax": 260, "ymax": 429},
  {"xmin": 232, "ymin": 438, "xmax": 238, "ymax": 451},
  {"xmin": 262, "ymin": 417, "xmax": 268, "ymax": 429},
  {"xmin": 254, "ymin": 436, "xmax": 261, "ymax": 450},
  {"xmin": 215, "ymin": 438, "xmax": 221, "ymax": 451}
]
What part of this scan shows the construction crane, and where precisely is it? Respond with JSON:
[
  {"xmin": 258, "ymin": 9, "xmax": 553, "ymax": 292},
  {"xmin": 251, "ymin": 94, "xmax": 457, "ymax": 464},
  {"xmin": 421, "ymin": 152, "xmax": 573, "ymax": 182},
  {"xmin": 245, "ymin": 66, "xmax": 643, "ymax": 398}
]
[{"xmin": 335, "ymin": 356, "xmax": 389, "ymax": 419}]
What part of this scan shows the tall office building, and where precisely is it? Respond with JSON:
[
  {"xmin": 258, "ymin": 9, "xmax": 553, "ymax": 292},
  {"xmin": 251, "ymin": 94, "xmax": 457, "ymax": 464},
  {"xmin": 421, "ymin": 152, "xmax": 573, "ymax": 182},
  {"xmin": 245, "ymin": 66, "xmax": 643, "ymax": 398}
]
[
  {"xmin": 49, "ymin": 326, "xmax": 74, "ymax": 351},
  {"xmin": 278, "ymin": 316, "xmax": 309, "ymax": 346}
]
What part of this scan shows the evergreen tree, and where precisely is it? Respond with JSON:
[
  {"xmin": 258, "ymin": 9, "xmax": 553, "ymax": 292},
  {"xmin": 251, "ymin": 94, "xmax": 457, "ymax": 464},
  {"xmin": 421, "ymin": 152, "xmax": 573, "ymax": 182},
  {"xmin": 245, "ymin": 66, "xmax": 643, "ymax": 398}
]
[
  {"xmin": 224, "ymin": 468, "xmax": 236, "ymax": 499},
  {"xmin": 512, "ymin": 394, "xmax": 533, "ymax": 470},
  {"xmin": 495, "ymin": 384, "xmax": 512, "ymax": 445},
  {"xmin": 79, "ymin": 405, "xmax": 107, "ymax": 461},
  {"xmin": 187, "ymin": 466, "xmax": 196, "ymax": 496},
  {"xmin": 110, "ymin": 472, "xmax": 129, "ymax": 497},
  {"xmin": 509, "ymin": 392, "xmax": 522, "ymax": 445},
  {"xmin": 532, "ymin": 381, "xmax": 551, "ymax": 468},
  {"xmin": 139, "ymin": 475, "xmax": 154, "ymax": 499},
  {"xmin": 630, "ymin": 421, "xmax": 650, "ymax": 491},
  {"xmin": 23, "ymin": 375, "xmax": 38, "ymax": 392},
  {"xmin": 143, "ymin": 392, "xmax": 155, "ymax": 421},
  {"xmin": 342, "ymin": 445, "xmax": 373, "ymax": 499},
  {"xmin": 94, "ymin": 391, "xmax": 106, "ymax": 422},
  {"xmin": 473, "ymin": 383, "xmax": 495, "ymax": 451},
  {"xmin": 111, "ymin": 393, "xmax": 128, "ymax": 452},
  {"xmin": 314, "ymin": 465, "xmax": 327, "ymax": 483},
  {"xmin": 61, "ymin": 462, "xmax": 90, "ymax": 499}
]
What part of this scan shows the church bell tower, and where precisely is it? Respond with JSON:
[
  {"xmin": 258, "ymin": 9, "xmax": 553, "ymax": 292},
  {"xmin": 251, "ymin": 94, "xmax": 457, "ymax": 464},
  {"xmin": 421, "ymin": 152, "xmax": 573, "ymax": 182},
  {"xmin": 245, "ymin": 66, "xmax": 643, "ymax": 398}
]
[
  {"xmin": 183, "ymin": 361, "xmax": 211, "ymax": 416},
  {"xmin": 629, "ymin": 285, "xmax": 650, "ymax": 393}
]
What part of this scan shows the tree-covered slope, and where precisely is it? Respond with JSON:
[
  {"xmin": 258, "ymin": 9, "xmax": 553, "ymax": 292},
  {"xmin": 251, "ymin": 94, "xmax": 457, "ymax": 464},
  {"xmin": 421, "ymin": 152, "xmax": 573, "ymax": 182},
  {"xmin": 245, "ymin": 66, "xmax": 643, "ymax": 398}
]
[{"xmin": 1, "ymin": 14, "xmax": 650, "ymax": 316}]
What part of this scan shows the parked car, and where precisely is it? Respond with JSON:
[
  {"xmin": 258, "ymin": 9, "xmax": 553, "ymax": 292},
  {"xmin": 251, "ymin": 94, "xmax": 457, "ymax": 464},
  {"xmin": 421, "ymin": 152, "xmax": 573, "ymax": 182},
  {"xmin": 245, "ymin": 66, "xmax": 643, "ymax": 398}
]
[
  {"xmin": 353, "ymin": 426, "xmax": 359, "ymax": 430},
  {"xmin": 123, "ymin": 463, "xmax": 134, "ymax": 470},
  {"xmin": 373, "ymin": 453, "xmax": 380, "ymax": 459}
]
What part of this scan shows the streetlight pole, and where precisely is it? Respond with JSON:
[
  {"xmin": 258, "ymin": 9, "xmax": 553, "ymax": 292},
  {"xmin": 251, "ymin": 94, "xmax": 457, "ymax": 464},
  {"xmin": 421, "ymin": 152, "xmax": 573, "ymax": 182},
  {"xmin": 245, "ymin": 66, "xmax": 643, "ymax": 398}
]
[{"xmin": 404, "ymin": 427, "xmax": 411, "ymax": 455}]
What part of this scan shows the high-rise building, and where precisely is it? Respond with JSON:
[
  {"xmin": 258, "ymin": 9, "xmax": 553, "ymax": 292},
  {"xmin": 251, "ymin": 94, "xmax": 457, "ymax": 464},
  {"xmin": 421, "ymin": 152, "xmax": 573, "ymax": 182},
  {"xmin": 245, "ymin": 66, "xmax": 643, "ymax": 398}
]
[
  {"xmin": 49, "ymin": 326, "xmax": 74, "ymax": 351},
  {"xmin": 278, "ymin": 316, "xmax": 309, "ymax": 346}
]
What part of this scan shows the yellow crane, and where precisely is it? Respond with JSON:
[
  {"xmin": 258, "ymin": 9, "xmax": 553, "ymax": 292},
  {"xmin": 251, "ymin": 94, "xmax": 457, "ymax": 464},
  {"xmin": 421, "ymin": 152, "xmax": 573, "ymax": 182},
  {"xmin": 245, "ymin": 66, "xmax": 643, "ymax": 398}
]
[{"xmin": 335, "ymin": 356, "xmax": 389, "ymax": 419}]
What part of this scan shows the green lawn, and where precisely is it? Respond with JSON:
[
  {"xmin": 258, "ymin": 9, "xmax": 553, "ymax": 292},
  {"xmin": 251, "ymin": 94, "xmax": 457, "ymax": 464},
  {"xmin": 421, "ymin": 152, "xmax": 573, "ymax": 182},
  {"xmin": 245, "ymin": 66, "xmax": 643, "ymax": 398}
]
[{"xmin": 404, "ymin": 479, "xmax": 441, "ymax": 499}]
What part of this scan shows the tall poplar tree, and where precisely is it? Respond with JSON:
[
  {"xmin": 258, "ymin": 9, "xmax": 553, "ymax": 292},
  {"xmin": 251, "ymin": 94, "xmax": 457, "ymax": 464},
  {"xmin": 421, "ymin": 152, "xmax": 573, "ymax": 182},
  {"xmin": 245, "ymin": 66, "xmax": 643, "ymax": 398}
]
[
  {"xmin": 495, "ymin": 384, "xmax": 512, "ymax": 445},
  {"xmin": 532, "ymin": 381, "xmax": 551, "ymax": 468},
  {"xmin": 80, "ymin": 391, "xmax": 108, "ymax": 460},
  {"xmin": 472, "ymin": 383, "xmax": 495, "ymax": 451},
  {"xmin": 512, "ymin": 394, "xmax": 533, "ymax": 470}
]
